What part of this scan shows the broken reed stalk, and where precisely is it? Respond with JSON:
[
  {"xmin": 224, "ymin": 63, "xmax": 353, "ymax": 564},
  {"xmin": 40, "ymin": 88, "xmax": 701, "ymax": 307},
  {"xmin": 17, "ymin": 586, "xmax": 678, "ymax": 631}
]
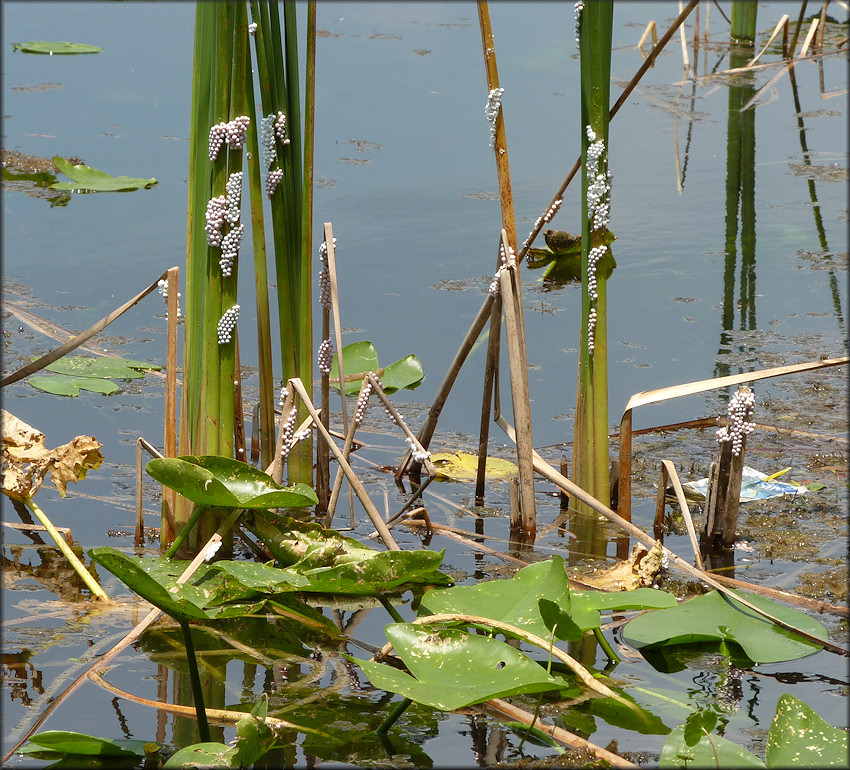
[
  {"xmin": 617, "ymin": 357, "xmax": 848, "ymax": 520},
  {"xmin": 476, "ymin": 283, "xmax": 502, "ymax": 502},
  {"xmin": 317, "ymin": 288, "xmax": 331, "ymax": 510},
  {"xmin": 654, "ymin": 459, "xmax": 704, "ymax": 570},
  {"xmin": 288, "ymin": 377, "xmax": 400, "ymax": 551},
  {"xmin": 498, "ymin": 233, "xmax": 537, "ymax": 535},
  {"xmin": 325, "ymin": 376, "xmax": 370, "ymax": 525}
]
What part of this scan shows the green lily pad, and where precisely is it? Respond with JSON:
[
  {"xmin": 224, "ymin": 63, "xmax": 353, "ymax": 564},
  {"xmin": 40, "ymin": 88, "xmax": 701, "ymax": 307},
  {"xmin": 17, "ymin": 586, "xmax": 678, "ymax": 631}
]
[
  {"xmin": 660, "ymin": 724, "xmax": 765, "ymax": 768},
  {"xmin": 164, "ymin": 742, "xmax": 234, "ymax": 768},
  {"xmin": 766, "ymin": 694, "xmax": 849, "ymax": 767},
  {"xmin": 430, "ymin": 450, "xmax": 518, "ymax": 482},
  {"xmin": 13, "ymin": 41, "xmax": 103, "ymax": 55},
  {"xmin": 622, "ymin": 589, "xmax": 828, "ymax": 664},
  {"xmin": 329, "ymin": 341, "xmax": 379, "ymax": 394},
  {"xmin": 420, "ymin": 556, "xmax": 675, "ymax": 640},
  {"xmin": 145, "ymin": 455, "xmax": 317, "ymax": 510},
  {"xmin": 45, "ymin": 356, "xmax": 160, "ymax": 379},
  {"xmin": 348, "ymin": 623, "xmax": 575, "ymax": 711},
  {"xmin": 51, "ymin": 156, "xmax": 157, "ymax": 192},
  {"xmin": 381, "ymin": 354, "xmax": 424, "ymax": 393},
  {"xmin": 20, "ymin": 732, "xmax": 150, "ymax": 757},
  {"xmin": 210, "ymin": 560, "xmax": 308, "ymax": 591},
  {"xmin": 328, "ymin": 341, "xmax": 423, "ymax": 394},
  {"xmin": 28, "ymin": 373, "xmax": 119, "ymax": 396}
]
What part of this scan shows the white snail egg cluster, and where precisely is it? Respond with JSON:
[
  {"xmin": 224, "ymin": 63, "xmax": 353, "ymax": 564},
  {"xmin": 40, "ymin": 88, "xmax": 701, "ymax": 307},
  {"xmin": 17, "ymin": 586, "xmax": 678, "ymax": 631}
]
[
  {"xmin": 405, "ymin": 435, "xmax": 430, "ymax": 463},
  {"xmin": 319, "ymin": 265, "xmax": 331, "ymax": 308},
  {"xmin": 260, "ymin": 114, "xmax": 277, "ymax": 170},
  {"xmin": 248, "ymin": 22, "xmax": 257, "ymax": 36},
  {"xmin": 274, "ymin": 111, "xmax": 289, "ymax": 144},
  {"xmin": 488, "ymin": 242, "xmax": 514, "ymax": 297},
  {"xmin": 208, "ymin": 116, "xmax": 250, "ymax": 161},
  {"xmin": 157, "ymin": 279, "xmax": 182, "ymax": 318},
  {"xmin": 587, "ymin": 307, "xmax": 597, "ymax": 354},
  {"xmin": 265, "ymin": 168, "xmax": 283, "ymax": 198},
  {"xmin": 587, "ymin": 245, "xmax": 606, "ymax": 301},
  {"xmin": 485, "ymin": 87, "xmax": 505, "ymax": 149},
  {"xmin": 354, "ymin": 373, "xmax": 381, "ymax": 425},
  {"xmin": 224, "ymin": 172, "xmax": 242, "ymax": 224},
  {"xmin": 205, "ymin": 196, "xmax": 227, "ymax": 246},
  {"xmin": 219, "ymin": 224, "xmax": 244, "ymax": 277},
  {"xmin": 318, "ymin": 338, "xmax": 333, "ymax": 374},
  {"xmin": 716, "ymin": 389, "xmax": 756, "ymax": 456},
  {"xmin": 278, "ymin": 386, "xmax": 288, "ymax": 410},
  {"xmin": 279, "ymin": 405, "xmax": 298, "ymax": 458},
  {"xmin": 574, "ymin": 1, "xmax": 584, "ymax": 46},
  {"xmin": 217, "ymin": 304, "xmax": 240, "ymax": 345}
]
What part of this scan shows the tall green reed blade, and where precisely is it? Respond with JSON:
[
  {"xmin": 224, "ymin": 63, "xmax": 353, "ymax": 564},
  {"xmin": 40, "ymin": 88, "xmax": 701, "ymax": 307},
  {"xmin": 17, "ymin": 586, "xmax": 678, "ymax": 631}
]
[
  {"xmin": 249, "ymin": 1, "xmax": 313, "ymax": 484},
  {"xmin": 573, "ymin": 0, "xmax": 614, "ymax": 514},
  {"xmin": 731, "ymin": 1, "xmax": 758, "ymax": 44}
]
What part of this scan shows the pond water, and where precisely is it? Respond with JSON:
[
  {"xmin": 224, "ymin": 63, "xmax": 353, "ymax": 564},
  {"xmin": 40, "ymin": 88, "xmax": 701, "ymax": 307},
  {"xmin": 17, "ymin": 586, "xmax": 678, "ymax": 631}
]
[{"xmin": 2, "ymin": 2, "xmax": 847, "ymax": 767}]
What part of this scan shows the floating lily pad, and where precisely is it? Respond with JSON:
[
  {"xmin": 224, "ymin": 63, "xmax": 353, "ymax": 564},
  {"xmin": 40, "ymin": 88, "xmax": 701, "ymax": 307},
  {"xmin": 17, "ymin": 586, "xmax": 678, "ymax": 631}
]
[
  {"xmin": 145, "ymin": 455, "xmax": 318, "ymax": 510},
  {"xmin": 348, "ymin": 623, "xmax": 575, "ymax": 711},
  {"xmin": 28, "ymin": 373, "xmax": 119, "ymax": 396},
  {"xmin": 51, "ymin": 156, "xmax": 157, "ymax": 192},
  {"xmin": 45, "ymin": 356, "xmax": 160, "ymax": 379},
  {"xmin": 13, "ymin": 41, "xmax": 103, "ymax": 55},
  {"xmin": 328, "ymin": 341, "xmax": 423, "ymax": 394},
  {"xmin": 20, "ymin": 731, "xmax": 151, "ymax": 757},
  {"xmin": 430, "ymin": 450, "xmax": 518, "ymax": 482},
  {"xmin": 622, "ymin": 589, "xmax": 828, "ymax": 664},
  {"xmin": 420, "ymin": 555, "xmax": 676, "ymax": 642},
  {"xmin": 660, "ymin": 724, "xmax": 765, "ymax": 768},
  {"xmin": 767, "ymin": 694, "xmax": 848, "ymax": 767}
]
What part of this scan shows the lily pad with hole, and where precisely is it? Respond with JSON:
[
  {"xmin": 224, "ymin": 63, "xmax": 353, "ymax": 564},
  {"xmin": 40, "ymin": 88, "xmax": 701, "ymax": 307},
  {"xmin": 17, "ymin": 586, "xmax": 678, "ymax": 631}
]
[
  {"xmin": 145, "ymin": 455, "xmax": 317, "ymax": 510},
  {"xmin": 13, "ymin": 41, "xmax": 103, "ymax": 55},
  {"xmin": 51, "ymin": 156, "xmax": 157, "ymax": 192},
  {"xmin": 348, "ymin": 623, "xmax": 576, "ymax": 711}
]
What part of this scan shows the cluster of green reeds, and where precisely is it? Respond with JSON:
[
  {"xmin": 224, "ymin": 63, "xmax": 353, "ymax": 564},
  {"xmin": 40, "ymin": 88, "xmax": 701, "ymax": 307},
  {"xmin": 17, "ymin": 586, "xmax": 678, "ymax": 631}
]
[{"xmin": 173, "ymin": 1, "xmax": 315, "ymax": 551}]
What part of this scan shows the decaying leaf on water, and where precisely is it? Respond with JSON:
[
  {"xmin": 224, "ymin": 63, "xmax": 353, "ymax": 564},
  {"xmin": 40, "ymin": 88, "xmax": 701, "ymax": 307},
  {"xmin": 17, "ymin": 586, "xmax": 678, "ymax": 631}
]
[
  {"xmin": 580, "ymin": 542, "xmax": 666, "ymax": 591},
  {"xmin": 430, "ymin": 450, "xmax": 518, "ymax": 482},
  {"xmin": 1, "ymin": 410, "xmax": 103, "ymax": 499}
]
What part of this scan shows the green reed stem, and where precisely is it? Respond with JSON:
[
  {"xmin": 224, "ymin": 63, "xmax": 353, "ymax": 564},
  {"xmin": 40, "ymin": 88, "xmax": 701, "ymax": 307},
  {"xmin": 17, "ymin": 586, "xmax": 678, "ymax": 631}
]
[
  {"xmin": 375, "ymin": 697, "xmax": 413, "ymax": 735},
  {"xmin": 179, "ymin": 619, "xmax": 211, "ymax": 743},
  {"xmin": 574, "ymin": 0, "xmax": 613, "ymax": 513},
  {"xmin": 731, "ymin": 1, "xmax": 758, "ymax": 44}
]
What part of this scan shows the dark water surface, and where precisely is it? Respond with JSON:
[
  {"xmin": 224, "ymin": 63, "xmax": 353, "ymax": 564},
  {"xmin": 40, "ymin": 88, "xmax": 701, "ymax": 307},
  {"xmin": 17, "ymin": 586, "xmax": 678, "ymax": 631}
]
[{"xmin": 2, "ymin": 2, "xmax": 847, "ymax": 766}]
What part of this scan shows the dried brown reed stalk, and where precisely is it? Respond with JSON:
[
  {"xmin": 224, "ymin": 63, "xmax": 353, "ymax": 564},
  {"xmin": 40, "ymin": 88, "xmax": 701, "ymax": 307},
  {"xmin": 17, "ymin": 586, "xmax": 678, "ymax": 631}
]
[
  {"xmin": 654, "ymin": 459, "xmax": 704, "ymax": 570},
  {"xmin": 617, "ymin": 356, "xmax": 849, "ymax": 521}
]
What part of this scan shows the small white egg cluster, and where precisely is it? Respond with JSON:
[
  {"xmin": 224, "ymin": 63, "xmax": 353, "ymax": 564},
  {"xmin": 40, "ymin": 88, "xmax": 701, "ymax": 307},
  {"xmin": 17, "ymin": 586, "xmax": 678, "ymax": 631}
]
[
  {"xmin": 248, "ymin": 22, "xmax": 257, "ymax": 36},
  {"xmin": 204, "ymin": 539, "xmax": 223, "ymax": 562},
  {"xmin": 525, "ymin": 197, "xmax": 565, "ymax": 249},
  {"xmin": 587, "ymin": 307, "xmax": 597, "ymax": 354},
  {"xmin": 318, "ymin": 237, "xmax": 337, "ymax": 259},
  {"xmin": 574, "ymin": 1, "xmax": 584, "ymax": 47},
  {"xmin": 274, "ymin": 111, "xmax": 290, "ymax": 145},
  {"xmin": 224, "ymin": 172, "xmax": 242, "ymax": 224},
  {"xmin": 318, "ymin": 338, "xmax": 333, "ymax": 374},
  {"xmin": 205, "ymin": 196, "xmax": 227, "ymax": 246},
  {"xmin": 405, "ymin": 435, "xmax": 430, "ymax": 463},
  {"xmin": 217, "ymin": 304, "xmax": 240, "ymax": 345},
  {"xmin": 278, "ymin": 386, "xmax": 288, "ymax": 410},
  {"xmin": 354, "ymin": 373, "xmax": 381, "ymax": 425},
  {"xmin": 260, "ymin": 114, "xmax": 278, "ymax": 170},
  {"xmin": 485, "ymin": 87, "xmax": 505, "ymax": 149},
  {"xmin": 488, "ymin": 241, "xmax": 514, "ymax": 297},
  {"xmin": 219, "ymin": 224, "xmax": 244, "ymax": 277},
  {"xmin": 157, "ymin": 279, "xmax": 182, "ymax": 318},
  {"xmin": 587, "ymin": 245, "xmax": 606, "ymax": 301},
  {"xmin": 716, "ymin": 388, "xmax": 756, "ymax": 456},
  {"xmin": 209, "ymin": 116, "xmax": 251, "ymax": 161},
  {"xmin": 266, "ymin": 168, "xmax": 283, "ymax": 198},
  {"xmin": 318, "ymin": 238, "xmax": 336, "ymax": 307},
  {"xmin": 279, "ymin": 405, "xmax": 298, "ymax": 459}
]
